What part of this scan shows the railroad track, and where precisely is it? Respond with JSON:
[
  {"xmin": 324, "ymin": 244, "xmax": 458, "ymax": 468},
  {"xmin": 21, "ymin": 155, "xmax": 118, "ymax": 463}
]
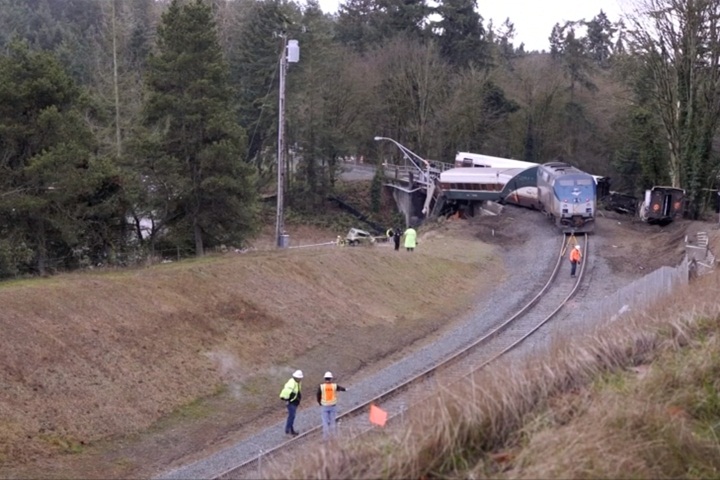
[{"xmin": 211, "ymin": 233, "xmax": 589, "ymax": 479}]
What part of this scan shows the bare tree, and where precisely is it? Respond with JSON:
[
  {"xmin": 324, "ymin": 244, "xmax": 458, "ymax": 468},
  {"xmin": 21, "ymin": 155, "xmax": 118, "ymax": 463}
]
[
  {"xmin": 626, "ymin": 0, "xmax": 720, "ymax": 214},
  {"xmin": 370, "ymin": 38, "xmax": 450, "ymax": 156}
]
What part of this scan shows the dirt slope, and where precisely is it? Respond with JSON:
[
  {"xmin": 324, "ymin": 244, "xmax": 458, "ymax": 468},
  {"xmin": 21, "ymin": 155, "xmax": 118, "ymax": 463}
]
[
  {"xmin": 2, "ymin": 205, "xmax": 717, "ymax": 479},
  {"xmin": 0, "ymin": 220, "xmax": 501, "ymax": 478}
]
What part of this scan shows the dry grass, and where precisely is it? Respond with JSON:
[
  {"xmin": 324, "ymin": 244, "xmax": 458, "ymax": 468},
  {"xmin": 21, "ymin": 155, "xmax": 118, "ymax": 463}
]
[
  {"xmin": 272, "ymin": 270, "xmax": 720, "ymax": 480},
  {"xmin": 0, "ymin": 219, "xmax": 499, "ymax": 476}
]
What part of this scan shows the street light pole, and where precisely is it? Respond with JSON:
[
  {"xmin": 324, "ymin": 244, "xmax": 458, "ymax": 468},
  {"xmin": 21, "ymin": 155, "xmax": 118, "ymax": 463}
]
[
  {"xmin": 373, "ymin": 136, "xmax": 430, "ymax": 181},
  {"xmin": 373, "ymin": 136, "xmax": 428, "ymax": 169},
  {"xmin": 276, "ymin": 36, "xmax": 299, "ymax": 248}
]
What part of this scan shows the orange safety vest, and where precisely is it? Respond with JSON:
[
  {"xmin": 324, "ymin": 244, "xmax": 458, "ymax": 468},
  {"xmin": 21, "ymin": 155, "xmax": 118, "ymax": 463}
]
[
  {"xmin": 570, "ymin": 249, "xmax": 581, "ymax": 262},
  {"xmin": 320, "ymin": 383, "xmax": 338, "ymax": 406}
]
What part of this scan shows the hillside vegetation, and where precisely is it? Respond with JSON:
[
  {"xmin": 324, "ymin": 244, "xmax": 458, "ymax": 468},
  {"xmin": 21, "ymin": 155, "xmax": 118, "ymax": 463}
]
[{"xmin": 0, "ymin": 217, "xmax": 500, "ymax": 478}]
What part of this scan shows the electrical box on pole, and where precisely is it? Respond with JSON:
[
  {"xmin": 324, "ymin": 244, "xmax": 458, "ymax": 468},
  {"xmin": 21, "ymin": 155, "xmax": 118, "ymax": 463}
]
[{"xmin": 276, "ymin": 37, "xmax": 299, "ymax": 248}]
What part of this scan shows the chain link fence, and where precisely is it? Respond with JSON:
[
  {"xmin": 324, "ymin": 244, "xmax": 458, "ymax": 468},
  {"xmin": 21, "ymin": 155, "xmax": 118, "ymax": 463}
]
[
  {"xmin": 589, "ymin": 258, "xmax": 690, "ymax": 323},
  {"xmin": 586, "ymin": 231, "xmax": 714, "ymax": 324}
]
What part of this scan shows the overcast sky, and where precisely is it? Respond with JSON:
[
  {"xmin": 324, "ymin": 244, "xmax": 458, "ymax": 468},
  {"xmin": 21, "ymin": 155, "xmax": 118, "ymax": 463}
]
[{"xmin": 316, "ymin": 0, "xmax": 629, "ymax": 52}]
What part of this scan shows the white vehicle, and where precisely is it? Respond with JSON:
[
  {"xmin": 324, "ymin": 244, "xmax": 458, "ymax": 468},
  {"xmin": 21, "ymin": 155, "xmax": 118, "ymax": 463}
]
[{"xmin": 345, "ymin": 228, "xmax": 376, "ymax": 246}]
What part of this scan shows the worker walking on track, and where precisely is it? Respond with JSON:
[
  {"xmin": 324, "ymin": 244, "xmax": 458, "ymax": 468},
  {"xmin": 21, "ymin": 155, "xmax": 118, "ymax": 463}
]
[
  {"xmin": 316, "ymin": 371, "xmax": 347, "ymax": 440},
  {"xmin": 279, "ymin": 370, "xmax": 303, "ymax": 436},
  {"xmin": 569, "ymin": 244, "xmax": 582, "ymax": 277},
  {"xmin": 403, "ymin": 226, "xmax": 417, "ymax": 252}
]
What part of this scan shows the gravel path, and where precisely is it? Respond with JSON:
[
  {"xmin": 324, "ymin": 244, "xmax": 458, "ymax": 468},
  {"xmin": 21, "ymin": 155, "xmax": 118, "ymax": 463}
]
[{"xmin": 155, "ymin": 207, "xmax": 662, "ymax": 479}]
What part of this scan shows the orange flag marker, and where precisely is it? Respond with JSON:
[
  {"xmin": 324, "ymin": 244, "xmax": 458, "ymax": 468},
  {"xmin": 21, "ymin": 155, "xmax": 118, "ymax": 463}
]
[{"xmin": 369, "ymin": 404, "xmax": 388, "ymax": 427}]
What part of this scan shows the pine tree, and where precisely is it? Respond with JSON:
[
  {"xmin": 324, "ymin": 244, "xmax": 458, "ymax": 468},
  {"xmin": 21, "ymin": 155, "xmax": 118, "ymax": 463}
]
[
  {"xmin": 140, "ymin": 0, "xmax": 258, "ymax": 256},
  {"xmin": 0, "ymin": 41, "xmax": 122, "ymax": 276},
  {"xmin": 434, "ymin": 0, "xmax": 487, "ymax": 68},
  {"xmin": 584, "ymin": 10, "xmax": 615, "ymax": 67}
]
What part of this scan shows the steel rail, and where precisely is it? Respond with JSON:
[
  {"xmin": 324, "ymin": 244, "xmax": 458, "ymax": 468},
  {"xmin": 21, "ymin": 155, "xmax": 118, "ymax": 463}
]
[{"xmin": 214, "ymin": 233, "xmax": 588, "ymax": 479}]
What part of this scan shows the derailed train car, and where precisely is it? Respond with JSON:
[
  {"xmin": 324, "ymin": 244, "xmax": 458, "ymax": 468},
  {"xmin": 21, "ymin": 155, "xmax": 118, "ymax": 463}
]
[
  {"xmin": 638, "ymin": 186, "xmax": 685, "ymax": 225},
  {"xmin": 537, "ymin": 162, "xmax": 596, "ymax": 234}
]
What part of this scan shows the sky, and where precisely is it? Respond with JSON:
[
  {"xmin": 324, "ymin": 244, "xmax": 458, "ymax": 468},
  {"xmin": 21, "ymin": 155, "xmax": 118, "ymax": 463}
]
[{"xmin": 315, "ymin": 0, "xmax": 628, "ymax": 52}]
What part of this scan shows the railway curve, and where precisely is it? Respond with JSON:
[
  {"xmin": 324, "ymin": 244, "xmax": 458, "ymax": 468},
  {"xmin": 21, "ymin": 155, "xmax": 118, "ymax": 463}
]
[
  {"xmin": 156, "ymin": 213, "xmax": 589, "ymax": 480},
  {"xmin": 168, "ymin": 233, "xmax": 589, "ymax": 479}
]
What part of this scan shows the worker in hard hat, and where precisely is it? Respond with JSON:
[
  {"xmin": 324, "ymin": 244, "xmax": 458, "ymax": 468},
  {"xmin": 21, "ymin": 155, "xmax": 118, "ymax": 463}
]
[
  {"xmin": 279, "ymin": 370, "xmax": 303, "ymax": 436},
  {"xmin": 403, "ymin": 226, "xmax": 417, "ymax": 252},
  {"xmin": 569, "ymin": 244, "xmax": 582, "ymax": 277},
  {"xmin": 392, "ymin": 228, "xmax": 402, "ymax": 251},
  {"xmin": 316, "ymin": 371, "xmax": 347, "ymax": 440}
]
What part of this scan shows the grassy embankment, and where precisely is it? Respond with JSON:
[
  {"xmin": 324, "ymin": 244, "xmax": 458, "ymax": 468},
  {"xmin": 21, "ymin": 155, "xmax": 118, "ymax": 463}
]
[
  {"xmin": 271, "ymin": 249, "xmax": 720, "ymax": 479},
  {"xmin": 0, "ymin": 212, "xmax": 499, "ymax": 477}
]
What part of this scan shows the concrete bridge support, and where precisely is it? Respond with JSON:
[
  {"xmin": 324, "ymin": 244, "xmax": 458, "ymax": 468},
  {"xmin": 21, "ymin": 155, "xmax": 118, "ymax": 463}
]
[{"xmin": 389, "ymin": 186, "xmax": 427, "ymax": 228}]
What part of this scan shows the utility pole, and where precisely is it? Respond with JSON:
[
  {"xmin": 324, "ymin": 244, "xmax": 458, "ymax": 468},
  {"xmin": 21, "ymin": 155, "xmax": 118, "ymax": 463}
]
[{"xmin": 276, "ymin": 36, "xmax": 299, "ymax": 248}]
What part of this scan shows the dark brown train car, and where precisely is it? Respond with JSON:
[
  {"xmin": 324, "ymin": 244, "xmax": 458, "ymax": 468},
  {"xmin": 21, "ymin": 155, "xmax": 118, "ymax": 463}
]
[{"xmin": 638, "ymin": 186, "xmax": 685, "ymax": 225}]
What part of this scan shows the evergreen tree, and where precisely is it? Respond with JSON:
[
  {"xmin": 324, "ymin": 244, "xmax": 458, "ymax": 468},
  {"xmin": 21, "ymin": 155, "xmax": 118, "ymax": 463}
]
[
  {"xmin": 0, "ymin": 42, "xmax": 122, "ymax": 276},
  {"xmin": 335, "ymin": 0, "xmax": 382, "ymax": 52},
  {"xmin": 434, "ymin": 0, "xmax": 487, "ymax": 68},
  {"xmin": 139, "ymin": 0, "xmax": 258, "ymax": 256},
  {"xmin": 584, "ymin": 10, "xmax": 615, "ymax": 67},
  {"xmin": 336, "ymin": 0, "xmax": 430, "ymax": 51},
  {"xmin": 376, "ymin": 0, "xmax": 430, "ymax": 42},
  {"xmin": 611, "ymin": 106, "xmax": 668, "ymax": 194},
  {"xmin": 226, "ymin": 0, "xmax": 300, "ymax": 172}
]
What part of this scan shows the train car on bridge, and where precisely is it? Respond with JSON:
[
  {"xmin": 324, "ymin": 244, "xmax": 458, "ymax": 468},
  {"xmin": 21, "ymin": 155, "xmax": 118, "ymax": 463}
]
[
  {"xmin": 455, "ymin": 152, "xmax": 537, "ymax": 170},
  {"xmin": 439, "ymin": 167, "xmax": 527, "ymax": 202}
]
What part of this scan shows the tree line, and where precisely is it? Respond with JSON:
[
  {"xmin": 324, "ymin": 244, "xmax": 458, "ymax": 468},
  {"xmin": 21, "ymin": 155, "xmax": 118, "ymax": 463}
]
[{"xmin": 0, "ymin": 0, "xmax": 718, "ymax": 278}]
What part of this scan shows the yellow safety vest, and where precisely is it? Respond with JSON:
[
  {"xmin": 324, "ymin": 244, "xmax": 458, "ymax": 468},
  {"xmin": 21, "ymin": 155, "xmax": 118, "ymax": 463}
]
[{"xmin": 280, "ymin": 378, "xmax": 301, "ymax": 402}]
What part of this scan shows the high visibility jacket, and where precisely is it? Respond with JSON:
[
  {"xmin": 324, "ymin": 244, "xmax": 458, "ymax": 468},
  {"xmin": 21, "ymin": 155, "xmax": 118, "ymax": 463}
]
[
  {"xmin": 404, "ymin": 228, "xmax": 417, "ymax": 248},
  {"xmin": 316, "ymin": 382, "xmax": 347, "ymax": 406},
  {"xmin": 570, "ymin": 249, "xmax": 582, "ymax": 262},
  {"xmin": 279, "ymin": 378, "xmax": 301, "ymax": 404}
]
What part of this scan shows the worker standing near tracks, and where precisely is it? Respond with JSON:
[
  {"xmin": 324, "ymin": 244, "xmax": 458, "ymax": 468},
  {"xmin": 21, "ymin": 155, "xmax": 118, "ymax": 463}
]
[
  {"xmin": 393, "ymin": 228, "xmax": 402, "ymax": 251},
  {"xmin": 279, "ymin": 370, "xmax": 303, "ymax": 436},
  {"xmin": 403, "ymin": 226, "xmax": 417, "ymax": 252},
  {"xmin": 316, "ymin": 371, "xmax": 347, "ymax": 440},
  {"xmin": 569, "ymin": 244, "xmax": 582, "ymax": 277}
]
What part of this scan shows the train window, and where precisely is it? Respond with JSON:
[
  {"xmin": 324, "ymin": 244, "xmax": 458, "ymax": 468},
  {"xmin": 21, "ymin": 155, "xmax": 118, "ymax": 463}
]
[
  {"xmin": 558, "ymin": 180, "xmax": 575, "ymax": 186},
  {"xmin": 575, "ymin": 179, "xmax": 593, "ymax": 185}
]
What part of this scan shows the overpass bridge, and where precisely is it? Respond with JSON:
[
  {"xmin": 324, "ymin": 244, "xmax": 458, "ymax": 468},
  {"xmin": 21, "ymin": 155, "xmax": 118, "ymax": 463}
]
[{"xmin": 341, "ymin": 148, "xmax": 453, "ymax": 228}]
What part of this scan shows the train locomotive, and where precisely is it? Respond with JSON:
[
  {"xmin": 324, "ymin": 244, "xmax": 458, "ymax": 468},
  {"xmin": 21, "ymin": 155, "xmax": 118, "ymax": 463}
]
[{"xmin": 537, "ymin": 162, "xmax": 596, "ymax": 233}]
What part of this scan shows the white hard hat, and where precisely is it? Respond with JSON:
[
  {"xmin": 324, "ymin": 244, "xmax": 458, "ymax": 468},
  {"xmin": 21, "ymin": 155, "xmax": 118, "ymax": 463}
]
[
  {"xmin": 293, "ymin": 370, "xmax": 303, "ymax": 379},
  {"xmin": 324, "ymin": 371, "xmax": 333, "ymax": 379},
  {"xmin": 575, "ymin": 245, "xmax": 581, "ymax": 250}
]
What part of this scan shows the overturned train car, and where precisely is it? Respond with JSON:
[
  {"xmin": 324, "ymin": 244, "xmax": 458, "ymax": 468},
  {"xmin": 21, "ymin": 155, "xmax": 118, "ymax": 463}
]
[{"xmin": 638, "ymin": 186, "xmax": 685, "ymax": 225}]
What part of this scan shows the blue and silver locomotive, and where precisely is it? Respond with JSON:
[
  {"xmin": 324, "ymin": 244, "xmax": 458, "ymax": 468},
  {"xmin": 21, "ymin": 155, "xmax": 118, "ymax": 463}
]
[{"xmin": 537, "ymin": 162, "xmax": 596, "ymax": 233}]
